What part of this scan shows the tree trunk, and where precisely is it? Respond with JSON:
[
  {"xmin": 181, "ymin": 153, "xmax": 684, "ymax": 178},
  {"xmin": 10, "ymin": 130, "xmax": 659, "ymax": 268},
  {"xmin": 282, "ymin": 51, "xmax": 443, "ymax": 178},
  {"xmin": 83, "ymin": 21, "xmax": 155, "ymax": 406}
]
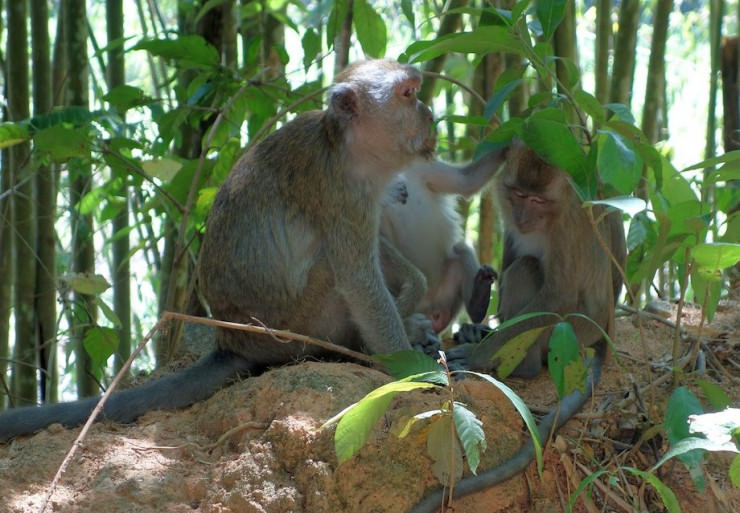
[
  {"xmin": 67, "ymin": 0, "xmax": 98, "ymax": 398},
  {"xmin": 594, "ymin": 0, "xmax": 612, "ymax": 103},
  {"xmin": 609, "ymin": 0, "xmax": 640, "ymax": 106},
  {"xmin": 107, "ymin": 0, "xmax": 131, "ymax": 374},
  {"xmin": 31, "ymin": 0, "xmax": 57, "ymax": 403},
  {"xmin": 8, "ymin": 0, "xmax": 37, "ymax": 407},
  {"xmin": 0, "ymin": 0, "xmax": 10, "ymax": 411},
  {"xmin": 334, "ymin": 0, "xmax": 353, "ymax": 73},
  {"xmin": 552, "ymin": 0, "xmax": 579, "ymax": 90},
  {"xmin": 418, "ymin": 0, "xmax": 468, "ymax": 104},
  {"xmin": 721, "ymin": 36, "xmax": 739, "ymax": 151},
  {"xmin": 470, "ymin": 54, "xmax": 503, "ymax": 267}
]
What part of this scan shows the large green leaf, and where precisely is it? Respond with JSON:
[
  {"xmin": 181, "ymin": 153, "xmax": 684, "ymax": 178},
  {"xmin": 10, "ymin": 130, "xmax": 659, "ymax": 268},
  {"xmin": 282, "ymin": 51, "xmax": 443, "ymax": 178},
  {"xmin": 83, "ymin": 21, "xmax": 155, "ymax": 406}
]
[
  {"xmin": 596, "ymin": 129, "xmax": 643, "ymax": 194},
  {"xmin": 546, "ymin": 322, "xmax": 581, "ymax": 398},
  {"xmin": 325, "ymin": 380, "xmax": 438, "ymax": 464},
  {"xmin": 452, "ymin": 402, "xmax": 487, "ymax": 474},
  {"xmin": 34, "ymin": 126, "xmax": 89, "ymax": 161},
  {"xmin": 353, "ymin": 0, "xmax": 386, "ymax": 58},
  {"xmin": 0, "ymin": 122, "xmax": 29, "ymax": 149},
  {"xmin": 691, "ymin": 243, "xmax": 740, "ymax": 271},
  {"xmin": 536, "ymin": 0, "xmax": 567, "ymax": 40},
  {"xmin": 134, "ymin": 35, "xmax": 219, "ymax": 68},
  {"xmin": 83, "ymin": 327, "xmax": 119, "ymax": 370},
  {"xmin": 664, "ymin": 387, "xmax": 706, "ymax": 490},
  {"xmin": 521, "ymin": 114, "xmax": 589, "ymax": 187},
  {"xmin": 404, "ymin": 25, "xmax": 522, "ymax": 63}
]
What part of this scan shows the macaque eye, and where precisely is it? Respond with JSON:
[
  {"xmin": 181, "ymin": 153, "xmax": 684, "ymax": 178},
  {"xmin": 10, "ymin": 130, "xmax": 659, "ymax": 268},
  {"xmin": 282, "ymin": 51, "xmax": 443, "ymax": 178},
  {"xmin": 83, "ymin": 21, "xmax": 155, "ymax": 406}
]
[{"xmin": 531, "ymin": 196, "xmax": 546, "ymax": 204}]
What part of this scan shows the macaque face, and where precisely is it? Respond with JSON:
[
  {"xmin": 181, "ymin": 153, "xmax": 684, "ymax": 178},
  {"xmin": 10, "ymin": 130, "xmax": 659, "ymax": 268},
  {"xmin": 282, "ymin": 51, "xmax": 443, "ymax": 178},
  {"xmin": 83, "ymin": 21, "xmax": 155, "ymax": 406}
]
[{"xmin": 505, "ymin": 185, "xmax": 554, "ymax": 234}]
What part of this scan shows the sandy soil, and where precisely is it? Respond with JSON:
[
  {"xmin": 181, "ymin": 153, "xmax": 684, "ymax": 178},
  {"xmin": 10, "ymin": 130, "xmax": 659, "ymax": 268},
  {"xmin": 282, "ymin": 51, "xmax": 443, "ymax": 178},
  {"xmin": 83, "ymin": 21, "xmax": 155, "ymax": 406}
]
[{"xmin": 1, "ymin": 292, "xmax": 738, "ymax": 513}]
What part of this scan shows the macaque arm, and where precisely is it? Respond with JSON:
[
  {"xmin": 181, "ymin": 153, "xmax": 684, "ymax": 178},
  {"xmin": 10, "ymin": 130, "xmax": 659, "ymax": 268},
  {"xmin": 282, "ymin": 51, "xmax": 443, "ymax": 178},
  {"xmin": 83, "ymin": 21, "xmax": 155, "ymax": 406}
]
[
  {"xmin": 380, "ymin": 236, "xmax": 427, "ymax": 318},
  {"xmin": 421, "ymin": 148, "xmax": 508, "ymax": 197},
  {"xmin": 326, "ymin": 219, "xmax": 411, "ymax": 354}
]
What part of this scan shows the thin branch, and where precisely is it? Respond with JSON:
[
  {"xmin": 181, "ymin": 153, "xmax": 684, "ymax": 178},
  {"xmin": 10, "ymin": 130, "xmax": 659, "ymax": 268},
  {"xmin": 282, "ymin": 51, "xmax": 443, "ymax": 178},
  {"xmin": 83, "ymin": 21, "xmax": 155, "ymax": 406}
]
[{"xmin": 163, "ymin": 311, "xmax": 378, "ymax": 365}]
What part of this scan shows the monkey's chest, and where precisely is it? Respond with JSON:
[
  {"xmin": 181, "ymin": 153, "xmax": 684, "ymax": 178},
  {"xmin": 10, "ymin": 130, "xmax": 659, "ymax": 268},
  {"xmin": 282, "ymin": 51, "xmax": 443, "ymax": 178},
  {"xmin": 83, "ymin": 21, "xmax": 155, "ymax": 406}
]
[{"xmin": 510, "ymin": 230, "xmax": 546, "ymax": 260}]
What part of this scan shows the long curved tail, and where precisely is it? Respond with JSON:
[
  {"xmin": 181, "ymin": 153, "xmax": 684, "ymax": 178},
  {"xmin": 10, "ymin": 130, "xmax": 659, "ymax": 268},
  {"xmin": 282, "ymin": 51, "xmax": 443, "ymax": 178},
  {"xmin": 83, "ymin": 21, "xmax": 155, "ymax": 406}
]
[
  {"xmin": 410, "ymin": 338, "xmax": 607, "ymax": 513},
  {"xmin": 0, "ymin": 350, "xmax": 254, "ymax": 442}
]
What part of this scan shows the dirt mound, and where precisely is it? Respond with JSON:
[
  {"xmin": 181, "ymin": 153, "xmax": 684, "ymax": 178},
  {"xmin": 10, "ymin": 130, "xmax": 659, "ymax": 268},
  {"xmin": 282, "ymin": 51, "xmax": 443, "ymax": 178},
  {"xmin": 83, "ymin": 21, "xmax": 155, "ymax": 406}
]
[{"xmin": 1, "ymin": 296, "xmax": 738, "ymax": 513}]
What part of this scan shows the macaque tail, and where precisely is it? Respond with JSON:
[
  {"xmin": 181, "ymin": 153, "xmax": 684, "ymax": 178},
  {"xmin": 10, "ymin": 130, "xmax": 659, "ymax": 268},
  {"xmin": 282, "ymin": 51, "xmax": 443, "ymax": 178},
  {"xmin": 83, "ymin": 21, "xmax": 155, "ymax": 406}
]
[
  {"xmin": 410, "ymin": 338, "xmax": 606, "ymax": 513},
  {"xmin": 0, "ymin": 350, "xmax": 254, "ymax": 442}
]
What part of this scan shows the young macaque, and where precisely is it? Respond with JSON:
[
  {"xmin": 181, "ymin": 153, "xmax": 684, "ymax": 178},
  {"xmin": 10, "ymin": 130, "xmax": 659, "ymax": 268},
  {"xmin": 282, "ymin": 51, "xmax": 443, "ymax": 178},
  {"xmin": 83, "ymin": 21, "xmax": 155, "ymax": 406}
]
[
  {"xmin": 448, "ymin": 139, "xmax": 626, "ymax": 377},
  {"xmin": 412, "ymin": 139, "xmax": 626, "ymax": 513},
  {"xmin": 0, "ymin": 59, "xmax": 440, "ymax": 441},
  {"xmin": 380, "ymin": 153, "xmax": 506, "ymax": 333}
]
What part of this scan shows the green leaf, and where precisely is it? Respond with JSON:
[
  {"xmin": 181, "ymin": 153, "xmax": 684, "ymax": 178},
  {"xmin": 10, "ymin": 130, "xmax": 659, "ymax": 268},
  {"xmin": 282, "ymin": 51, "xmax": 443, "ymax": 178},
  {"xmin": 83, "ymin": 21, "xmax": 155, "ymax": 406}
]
[
  {"xmin": 731, "ymin": 454, "xmax": 740, "ymax": 487},
  {"xmin": 664, "ymin": 386, "xmax": 706, "ymax": 490},
  {"xmin": 653, "ymin": 436, "xmax": 739, "ymax": 472},
  {"xmin": 392, "ymin": 409, "xmax": 445, "ymax": 438},
  {"xmin": 83, "ymin": 327, "xmax": 119, "ymax": 370},
  {"xmin": 95, "ymin": 297, "xmax": 121, "ymax": 328},
  {"xmin": 460, "ymin": 371, "xmax": 543, "ymax": 475},
  {"xmin": 691, "ymin": 243, "xmax": 740, "ymax": 271},
  {"xmin": 681, "ymin": 149, "xmax": 740, "ymax": 171},
  {"xmin": 404, "ymin": 25, "xmax": 523, "ymax": 63},
  {"xmin": 325, "ymin": 380, "xmax": 438, "ymax": 464},
  {"xmin": 489, "ymin": 326, "xmax": 548, "ymax": 378},
  {"xmin": 141, "ymin": 157, "xmax": 183, "ymax": 182},
  {"xmin": 353, "ymin": 0, "xmax": 386, "ymax": 58},
  {"xmin": 373, "ymin": 350, "xmax": 445, "ymax": 382},
  {"xmin": 427, "ymin": 414, "xmax": 463, "ymax": 484},
  {"xmin": 61, "ymin": 273, "xmax": 111, "ymax": 295},
  {"xmin": 690, "ymin": 268, "xmax": 722, "ymax": 322},
  {"xmin": 400, "ymin": 0, "xmax": 415, "ymax": 27},
  {"xmin": 567, "ymin": 469, "xmax": 610, "ymax": 512},
  {"xmin": 34, "ymin": 126, "xmax": 89, "ymax": 161},
  {"xmin": 452, "ymin": 402, "xmax": 487, "ymax": 474},
  {"xmin": 596, "ymin": 129, "xmax": 643, "ymax": 194},
  {"xmin": 484, "ymin": 79, "xmax": 523, "ymax": 120},
  {"xmin": 301, "ymin": 28, "xmax": 321, "ymax": 70},
  {"xmin": 0, "ymin": 122, "xmax": 29, "ymax": 149},
  {"xmin": 573, "ymin": 89, "xmax": 606, "ymax": 124},
  {"xmin": 522, "ymin": 114, "xmax": 589, "ymax": 187},
  {"xmin": 623, "ymin": 468, "xmax": 681, "ymax": 513},
  {"xmin": 536, "ymin": 0, "xmax": 567, "ymax": 40},
  {"xmin": 103, "ymin": 85, "xmax": 152, "ymax": 113},
  {"xmin": 695, "ymin": 380, "xmax": 731, "ymax": 410},
  {"xmin": 134, "ymin": 35, "xmax": 219, "ymax": 68},
  {"xmin": 547, "ymin": 322, "xmax": 581, "ymax": 398},
  {"xmin": 587, "ymin": 196, "xmax": 646, "ymax": 217}
]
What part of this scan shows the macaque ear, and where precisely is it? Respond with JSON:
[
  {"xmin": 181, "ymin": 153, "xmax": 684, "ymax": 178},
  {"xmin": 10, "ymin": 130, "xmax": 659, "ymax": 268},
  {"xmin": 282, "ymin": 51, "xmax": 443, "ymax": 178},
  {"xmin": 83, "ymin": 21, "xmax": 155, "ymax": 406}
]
[
  {"xmin": 396, "ymin": 77, "xmax": 421, "ymax": 100},
  {"xmin": 328, "ymin": 83, "xmax": 359, "ymax": 121}
]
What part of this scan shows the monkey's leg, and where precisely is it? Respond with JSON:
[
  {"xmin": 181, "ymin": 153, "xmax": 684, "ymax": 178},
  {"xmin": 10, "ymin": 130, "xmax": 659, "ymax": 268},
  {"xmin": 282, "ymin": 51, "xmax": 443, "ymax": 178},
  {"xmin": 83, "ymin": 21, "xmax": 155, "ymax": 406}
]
[
  {"xmin": 0, "ymin": 350, "xmax": 255, "ymax": 442},
  {"xmin": 450, "ymin": 242, "xmax": 496, "ymax": 324},
  {"xmin": 411, "ymin": 338, "xmax": 607, "ymax": 513},
  {"xmin": 449, "ymin": 256, "xmax": 545, "ymax": 375}
]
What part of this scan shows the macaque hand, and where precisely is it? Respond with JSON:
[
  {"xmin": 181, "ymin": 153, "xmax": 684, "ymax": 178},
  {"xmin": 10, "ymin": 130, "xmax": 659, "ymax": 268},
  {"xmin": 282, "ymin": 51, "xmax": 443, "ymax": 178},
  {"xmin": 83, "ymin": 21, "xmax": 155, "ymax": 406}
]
[{"xmin": 405, "ymin": 313, "xmax": 441, "ymax": 357}]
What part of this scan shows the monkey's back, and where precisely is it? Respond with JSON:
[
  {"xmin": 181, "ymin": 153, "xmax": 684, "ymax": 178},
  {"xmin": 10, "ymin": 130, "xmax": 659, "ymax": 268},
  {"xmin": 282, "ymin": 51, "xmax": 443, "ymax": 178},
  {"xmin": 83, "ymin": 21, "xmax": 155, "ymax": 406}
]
[{"xmin": 198, "ymin": 112, "xmax": 361, "ymax": 362}]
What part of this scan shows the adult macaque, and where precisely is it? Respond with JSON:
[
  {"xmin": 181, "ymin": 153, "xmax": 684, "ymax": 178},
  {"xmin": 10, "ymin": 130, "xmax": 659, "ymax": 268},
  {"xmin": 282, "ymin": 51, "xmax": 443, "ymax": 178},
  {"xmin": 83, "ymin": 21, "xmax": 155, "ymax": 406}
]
[
  {"xmin": 0, "ymin": 59, "xmax": 441, "ymax": 441},
  {"xmin": 380, "ymin": 155, "xmax": 505, "ymax": 333},
  {"xmin": 412, "ymin": 139, "xmax": 626, "ymax": 513},
  {"xmin": 449, "ymin": 138, "xmax": 626, "ymax": 377}
]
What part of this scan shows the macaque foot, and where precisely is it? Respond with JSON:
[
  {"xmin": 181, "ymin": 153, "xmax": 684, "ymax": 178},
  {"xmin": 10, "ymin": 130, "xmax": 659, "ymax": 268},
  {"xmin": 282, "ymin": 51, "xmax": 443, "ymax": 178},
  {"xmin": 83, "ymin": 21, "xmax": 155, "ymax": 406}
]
[
  {"xmin": 467, "ymin": 265, "xmax": 497, "ymax": 323},
  {"xmin": 453, "ymin": 322, "xmax": 492, "ymax": 345}
]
